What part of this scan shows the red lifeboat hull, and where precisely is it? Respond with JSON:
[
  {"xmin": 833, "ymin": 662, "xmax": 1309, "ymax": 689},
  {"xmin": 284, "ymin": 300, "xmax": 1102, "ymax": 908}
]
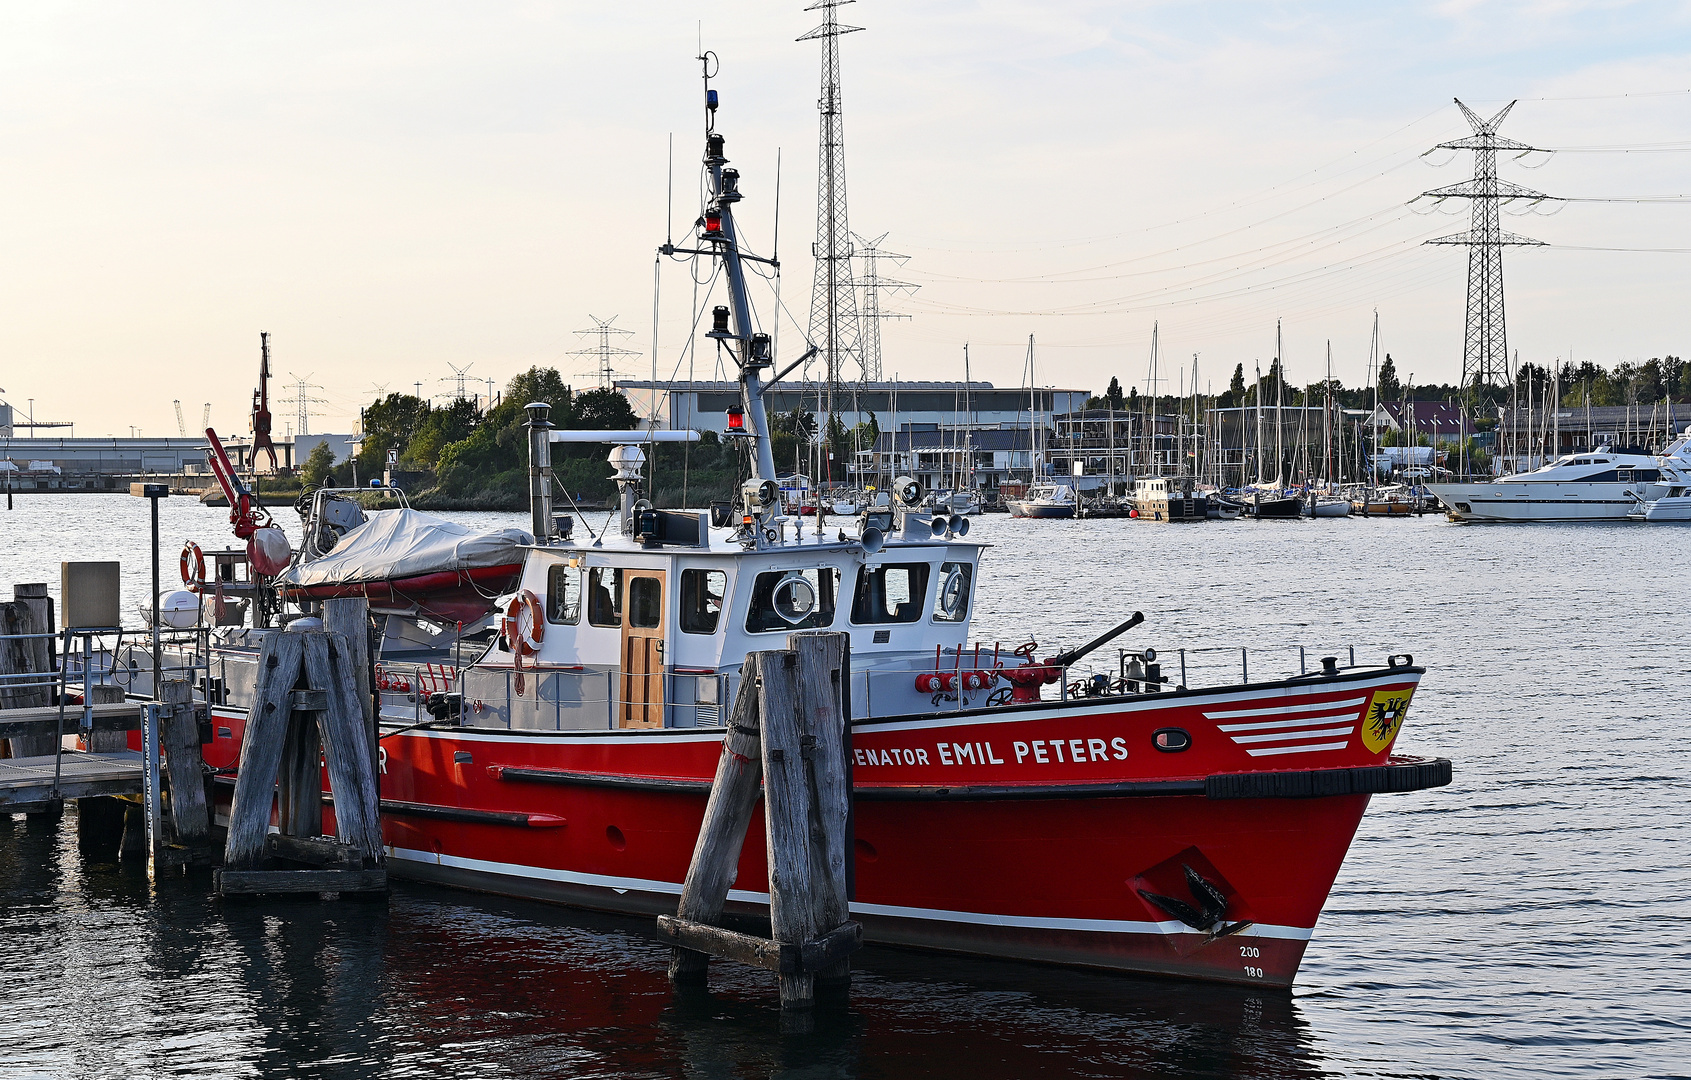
[{"xmin": 277, "ymin": 563, "xmax": 523, "ymax": 626}]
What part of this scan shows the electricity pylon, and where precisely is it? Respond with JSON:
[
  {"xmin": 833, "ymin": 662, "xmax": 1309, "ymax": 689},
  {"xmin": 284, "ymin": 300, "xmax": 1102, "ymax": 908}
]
[
  {"xmin": 569, "ymin": 315, "xmax": 640, "ymax": 390},
  {"xmin": 285, "ymin": 373, "xmax": 327, "ymax": 437},
  {"xmin": 854, "ymin": 231, "xmax": 916, "ymax": 382},
  {"xmin": 439, "ymin": 363, "xmax": 476, "ymax": 403},
  {"xmin": 800, "ymin": 0, "xmax": 866, "ymax": 422},
  {"xmin": 1421, "ymin": 99, "xmax": 1556, "ymax": 390}
]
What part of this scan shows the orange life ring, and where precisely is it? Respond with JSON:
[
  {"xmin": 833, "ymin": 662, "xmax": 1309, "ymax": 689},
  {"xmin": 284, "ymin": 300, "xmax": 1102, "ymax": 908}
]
[
  {"xmin": 180, "ymin": 541, "xmax": 206, "ymax": 591},
  {"xmin": 506, "ymin": 590, "xmax": 544, "ymax": 656}
]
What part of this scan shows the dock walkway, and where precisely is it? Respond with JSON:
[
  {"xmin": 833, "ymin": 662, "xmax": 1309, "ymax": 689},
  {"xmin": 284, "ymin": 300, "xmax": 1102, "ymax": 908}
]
[{"xmin": 0, "ymin": 750, "xmax": 144, "ymax": 808}]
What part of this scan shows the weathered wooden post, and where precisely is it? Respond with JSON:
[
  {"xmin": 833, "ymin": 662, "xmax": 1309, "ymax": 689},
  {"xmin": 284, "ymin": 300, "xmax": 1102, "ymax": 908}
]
[
  {"xmin": 788, "ymin": 630, "xmax": 852, "ymax": 992},
  {"xmin": 1, "ymin": 585, "xmax": 59, "ymax": 818},
  {"xmin": 154, "ymin": 678, "xmax": 211, "ymax": 868},
  {"xmin": 217, "ymin": 627, "xmax": 385, "ymax": 896},
  {"xmin": 657, "ymin": 631, "xmax": 859, "ymax": 1015},
  {"xmin": 667, "ymin": 656, "xmax": 766, "ymax": 984},
  {"xmin": 1, "ymin": 586, "xmax": 53, "ymax": 754},
  {"xmin": 322, "ymin": 597, "xmax": 378, "ymax": 798}
]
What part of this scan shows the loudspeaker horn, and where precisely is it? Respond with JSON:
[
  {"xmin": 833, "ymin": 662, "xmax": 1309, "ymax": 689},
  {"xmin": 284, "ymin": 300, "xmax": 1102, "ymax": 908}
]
[{"xmin": 860, "ymin": 526, "xmax": 885, "ymax": 554}]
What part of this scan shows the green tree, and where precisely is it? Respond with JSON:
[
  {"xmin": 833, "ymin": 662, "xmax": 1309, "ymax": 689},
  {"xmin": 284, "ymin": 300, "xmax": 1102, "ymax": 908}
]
[
  {"xmin": 573, "ymin": 387, "xmax": 638, "ymax": 430},
  {"xmin": 1377, "ymin": 354, "xmax": 1401, "ymax": 401},
  {"xmin": 1227, "ymin": 363, "xmax": 1246, "ymax": 406},
  {"xmin": 403, "ymin": 397, "xmax": 480, "ymax": 469},
  {"xmin": 356, "ymin": 393, "xmax": 431, "ymax": 477},
  {"xmin": 301, "ymin": 441, "xmax": 336, "ymax": 488}
]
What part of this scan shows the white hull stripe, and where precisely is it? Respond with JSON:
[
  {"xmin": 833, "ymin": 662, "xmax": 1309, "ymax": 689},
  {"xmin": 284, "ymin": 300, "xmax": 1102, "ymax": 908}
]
[
  {"xmin": 1230, "ymin": 725, "xmax": 1354, "ymax": 745},
  {"xmin": 1204, "ymin": 697, "xmax": 1364, "ymax": 720},
  {"xmin": 385, "ymin": 845, "xmax": 1315, "ymax": 941},
  {"xmin": 1245, "ymin": 740, "xmax": 1351, "ymax": 757},
  {"xmin": 1217, "ymin": 711, "xmax": 1362, "ymax": 733}
]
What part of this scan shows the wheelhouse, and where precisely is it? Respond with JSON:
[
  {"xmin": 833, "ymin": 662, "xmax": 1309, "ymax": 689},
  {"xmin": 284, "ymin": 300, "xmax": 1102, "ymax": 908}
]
[{"xmin": 467, "ymin": 530, "xmax": 986, "ymax": 731}]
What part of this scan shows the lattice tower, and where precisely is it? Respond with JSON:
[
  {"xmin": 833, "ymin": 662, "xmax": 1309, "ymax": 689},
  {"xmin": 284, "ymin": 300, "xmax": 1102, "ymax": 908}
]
[
  {"xmin": 854, "ymin": 231, "xmax": 916, "ymax": 382},
  {"xmin": 1421, "ymin": 99, "xmax": 1555, "ymax": 390},
  {"xmin": 438, "ymin": 363, "xmax": 475, "ymax": 404},
  {"xmin": 568, "ymin": 315, "xmax": 640, "ymax": 391},
  {"xmin": 799, "ymin": 0, "xmax": 866, "ymax": 422},
  {"xmin": 285, "ymin": 372, "xmax": 326, "ymax": 437}
]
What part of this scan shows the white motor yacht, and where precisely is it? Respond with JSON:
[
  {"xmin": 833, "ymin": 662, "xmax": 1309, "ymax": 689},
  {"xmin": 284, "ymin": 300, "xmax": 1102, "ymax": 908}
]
[
  {"xmin": 1427, "ymin": 444, "xmax": 1688, "ymax": 522},
  {"xmin": 1006, "ymin": 484, "xmax": 1076, "ymax": 519}
]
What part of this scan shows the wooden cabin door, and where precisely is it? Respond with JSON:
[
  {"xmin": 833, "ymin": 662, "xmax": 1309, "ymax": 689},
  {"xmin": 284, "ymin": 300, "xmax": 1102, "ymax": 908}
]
[{"xmin": 620, "ymin": 570, "xmax": 666, "ymax": 729}]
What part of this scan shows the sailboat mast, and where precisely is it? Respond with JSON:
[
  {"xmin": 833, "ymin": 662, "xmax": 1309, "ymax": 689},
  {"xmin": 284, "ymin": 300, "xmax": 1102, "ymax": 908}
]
[
  {"xmin": 1274, "ymin": 320, "xmax": 1285, "ymax": 487},
  {"xmin": 1254, "ymin": 361, "xmax": 1264, "ymax": 486}
]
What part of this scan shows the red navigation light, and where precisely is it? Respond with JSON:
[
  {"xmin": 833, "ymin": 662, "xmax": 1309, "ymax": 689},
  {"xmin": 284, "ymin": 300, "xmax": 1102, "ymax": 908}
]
[
  {"xmin": 726, "ymin": 407, "xmax": 745, "ymax": 431},
  {"xmin": 704, "ymin": 211, "xmax": 723, "ymax": 235}
]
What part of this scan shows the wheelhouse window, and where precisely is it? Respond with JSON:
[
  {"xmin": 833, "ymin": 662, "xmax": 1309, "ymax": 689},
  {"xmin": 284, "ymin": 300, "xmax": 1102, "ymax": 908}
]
[
  {"xmin": 587, "ymin": 567, "xmax": 623, "ymax": 627},
  {"xmin": 852, "ymin": 562, "xmax": 931, "ymax": 625},
  {"xmin": 932, "ymin": 562, "xmax": 972, "ymax": 623},
  {"xmin": 681, "ymin": 569, "xmax": 727, "ymax": 635},
  {"xmin": 745, "ymin": 568, "xmax": 839, "ymax": 634},
  {"xmin": 546, "ymin": 565, "xmax": 581, "ymax": 625}
]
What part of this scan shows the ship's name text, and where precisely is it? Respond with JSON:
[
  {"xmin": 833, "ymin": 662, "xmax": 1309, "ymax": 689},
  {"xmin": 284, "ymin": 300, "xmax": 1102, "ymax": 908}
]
[{"xmin": 853, "ymin": 737, "xmax": 1129, "ymax": 768}]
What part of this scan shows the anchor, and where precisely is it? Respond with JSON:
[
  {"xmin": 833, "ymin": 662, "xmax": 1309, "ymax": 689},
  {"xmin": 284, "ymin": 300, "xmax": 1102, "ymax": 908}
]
[{"xmin": 1137, "ymin": 864, "xmax": 1254, "ymax": 939}]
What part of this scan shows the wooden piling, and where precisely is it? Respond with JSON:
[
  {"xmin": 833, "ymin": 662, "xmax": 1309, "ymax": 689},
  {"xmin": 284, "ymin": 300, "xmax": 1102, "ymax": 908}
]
[
  {"xmin": 1, "ymin": 587, "xmax": 53, "ymax": 758},
  {"xmin": 218, "ymin": 627, "xmax": 385, "ymax": 895},
  {"xmin": 224, "ymin": 631, "xmax": 304, "ymax": 871},
  {"xmin": 321, "ymin": 597, "xmax": 377, "ymax": 781},
  {"xmin": 159, "ymin": 678, "xmax": 211, "ymax": 861},
  {"xmin": 85, "ymin": 684, "xmax": 128, "ymax": 751},
  {"xmin": 758, "ymin": 648, "xmax": 820, "ymax": 1009},
  {"xmin": 789, "ymin": 630, "xmax": 852, "ymax": 990},
  {"xmin": 668, "ymin": 654, "xmax": 766, "ymax": 984},
  {"xmin": 657, "ymin": 632, "xmax": 860, "ymax": 1014},
  {"xmin": 304, "ymin": 632, "xmax": 383, "ymax": 863}
]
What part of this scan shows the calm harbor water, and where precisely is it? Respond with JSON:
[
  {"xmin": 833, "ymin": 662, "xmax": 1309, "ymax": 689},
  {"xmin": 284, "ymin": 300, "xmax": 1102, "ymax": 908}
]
[{"xmin": 3, "ymin": 493, "xmax": 1688, "ymax": 1079}]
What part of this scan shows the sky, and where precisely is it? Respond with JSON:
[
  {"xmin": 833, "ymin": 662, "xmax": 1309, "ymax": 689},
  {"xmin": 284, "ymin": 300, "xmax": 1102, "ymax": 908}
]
[{"xmin": 2, "ymin": 1, "xmax": 1690, "ymax": 438}]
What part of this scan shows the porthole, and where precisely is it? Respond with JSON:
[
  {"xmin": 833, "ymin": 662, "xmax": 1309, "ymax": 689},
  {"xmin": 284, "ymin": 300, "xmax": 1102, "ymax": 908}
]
[{"xmin": 1153, "ymin": 728, "xmax": 1191, "ymax": 753}]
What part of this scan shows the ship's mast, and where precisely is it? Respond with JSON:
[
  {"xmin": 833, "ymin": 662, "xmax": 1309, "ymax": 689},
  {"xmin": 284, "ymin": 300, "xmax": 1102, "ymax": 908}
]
[{"xmin": 662, "ymin": 57, "xmax": 780, "ymax": 485}]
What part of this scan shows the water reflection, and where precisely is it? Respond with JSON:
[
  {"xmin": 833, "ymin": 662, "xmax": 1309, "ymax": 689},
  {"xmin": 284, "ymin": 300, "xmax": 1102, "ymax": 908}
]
[{"xmin": 2, "ymin": 812, "xmax": 1326, "ymax": 1080}]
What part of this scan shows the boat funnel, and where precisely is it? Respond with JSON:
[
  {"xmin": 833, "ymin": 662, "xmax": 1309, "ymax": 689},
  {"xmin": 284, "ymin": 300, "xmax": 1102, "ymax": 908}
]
[
  {"xmin": 860, "ymin": 526, "xmax": 885, "ymax": 554},
  {"xmin": 525, "ymin": 402, "xmax": 553, "ymax": 544}
]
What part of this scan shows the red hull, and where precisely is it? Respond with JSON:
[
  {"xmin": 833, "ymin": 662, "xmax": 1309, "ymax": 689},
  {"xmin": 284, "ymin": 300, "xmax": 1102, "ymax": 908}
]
[
  {"xmin": 279, "ymin": 564, "xmax": 522, "ymax": 625},
  {"xmin": 202, "ymin": 668, "xmax": 1444, "ymax": 988}
]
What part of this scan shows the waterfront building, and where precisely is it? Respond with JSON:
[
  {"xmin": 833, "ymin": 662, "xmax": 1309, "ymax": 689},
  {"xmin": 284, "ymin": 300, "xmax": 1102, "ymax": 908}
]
[{"xmin": 614, "ymin": 380, "xmax": 1088, "ymax": 437}]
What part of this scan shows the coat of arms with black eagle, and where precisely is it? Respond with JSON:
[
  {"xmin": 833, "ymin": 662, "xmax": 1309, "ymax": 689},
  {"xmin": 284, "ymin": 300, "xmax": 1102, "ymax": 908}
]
[{"xmin": 1368, "ymin": 694, "xmax": 1409, "ymax": 746}]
